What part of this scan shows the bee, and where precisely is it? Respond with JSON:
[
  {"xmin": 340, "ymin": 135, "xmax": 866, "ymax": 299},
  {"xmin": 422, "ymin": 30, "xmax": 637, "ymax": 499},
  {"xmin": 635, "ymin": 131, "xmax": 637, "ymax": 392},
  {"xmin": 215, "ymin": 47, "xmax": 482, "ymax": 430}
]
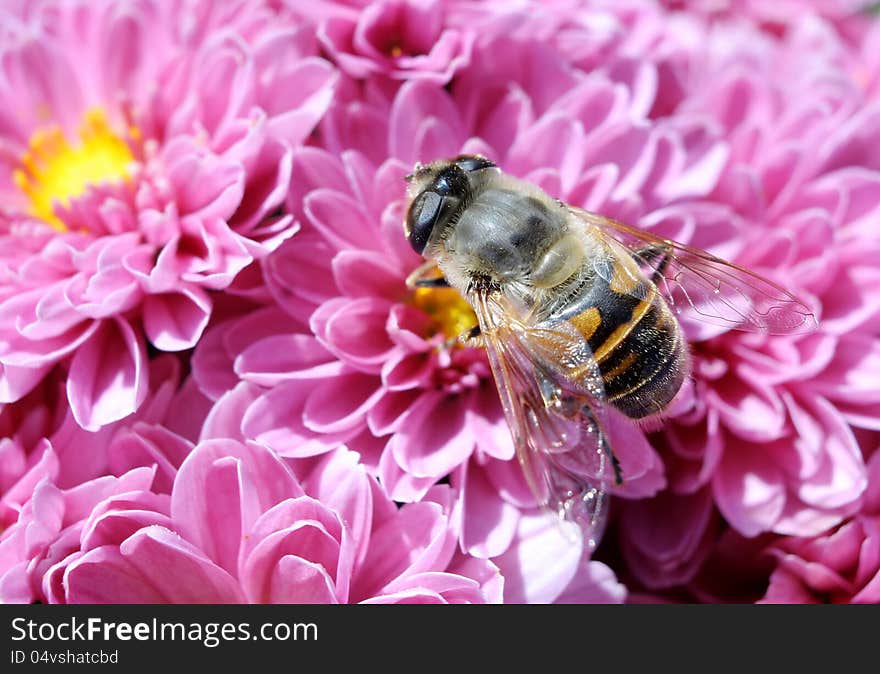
[{"xmin": 403, "ymin": 155, "xmax": 816, "ymax": 549}]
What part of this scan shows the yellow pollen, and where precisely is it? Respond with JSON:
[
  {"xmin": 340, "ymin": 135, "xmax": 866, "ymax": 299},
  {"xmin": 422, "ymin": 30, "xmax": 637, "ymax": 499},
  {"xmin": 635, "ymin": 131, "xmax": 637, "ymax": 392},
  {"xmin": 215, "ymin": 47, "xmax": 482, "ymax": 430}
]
[
  {"xmin": 13, "ymin": 108, "xmax": 136, "ymax": 231},
  {"xmin": 389, "ymin": 44, "xmax": 404, "ymax": 58},
  {"xmin": 410, "ymin": 286, "xmax": 478, "ymax": 342}
]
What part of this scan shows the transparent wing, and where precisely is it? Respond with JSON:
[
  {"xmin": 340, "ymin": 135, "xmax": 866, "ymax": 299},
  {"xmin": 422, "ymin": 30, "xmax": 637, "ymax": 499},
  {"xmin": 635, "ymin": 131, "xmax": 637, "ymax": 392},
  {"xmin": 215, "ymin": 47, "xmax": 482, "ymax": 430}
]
[
  {"xmin": 570, "ymin": 207, "xmax": 817, "ymax": 334},
  {"xmin": 470, "ymin": 288, "xmax": 615, "ymax": 549}
]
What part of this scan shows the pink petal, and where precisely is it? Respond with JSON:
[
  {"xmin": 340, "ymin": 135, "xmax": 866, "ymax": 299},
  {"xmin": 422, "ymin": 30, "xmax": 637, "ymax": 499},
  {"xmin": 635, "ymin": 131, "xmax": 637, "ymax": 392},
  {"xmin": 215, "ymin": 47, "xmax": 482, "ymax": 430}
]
[
  {"xmin": 707, "ymin": 373, "xmax": 786, "ymax": 443},
  {"xmin": 381, "ymin": 350, "xmax": 435, "ymax": 391},
  {"xmin": 67, "ymin": 318, "xmax": 149, "ymax": 430},
  {"xmin": 62, "ymin": 467, "xmax": 157, "ymax": 524},
  {"xmin": 389, "ymin": 391, "xmax": 475, "ymax": 477},
  {"xmin": 266, "ymin": 556, "xmax": 338, "ymax": 604},
  {"xmin": 2, "ymin": 440, "xmax": 59, "ymax": 506},
  {"xmin": 493, "ymin": 512, "xmax": 583, "ymax": 604},
  {"xmin": 240, "ymin": 497, "xmax": 347, "ymax": 603},
  {"xmin": 166, "ymin": 139, "xmax": 245, "ymax": 220},
  {"xmin": 482, "ymin": 455, "xmax": 537, "ymax": 510},
  {"xmin": 461, "ymin": 461, "xmax": 520, "ymax": 558},
  {"xmin": 378, "ymin": 571, "xmax": 485, "ymax": 604},
  {"xmin": 80, "ymin": 496, "xmax": 172, "ymax": 551},
  {"xmin": 142, "ymin": 288, "xmax": 212, "ymax": 351},
  {"xmin": 170, "ymin": 439, "xmax": 303, "ymax": 574},
  {"xmin": 360, "ymin": 589, "xmax": 446, "ymax": 604},
  {"xmin": 304, "ymin": 189, "xmax": 377, "ymax": 251},
  {"xmin": 302, "ymin": 449, "xmax": 374, "ymax": 572},
  {"xmin": 63, "ymin": 547, "xmax": 167, "ymax": 604},
  {"xmin": 108, "ymin": 424, "xmax": 194, "ymax": 494},
  {"xmin": 18, "ymin": 284, "xmax": 82, "ymax": 340},
  {"xmin": 785, "ymin": 393, "xmax": 866, "ymax": 512},
  {"xmin": 236, "ymin": 334, "xmax": 342, "ymax": 384},
  {"xmin": 200, "ymin": 382, "xmax": 261, "ymax": 442},
  {"xmin": 604, "ymin": 409, "xmax": 666, "ymax": 498},
  {"xmin": 555, "ymin": 560, "xmax": 627, "ymax": 604},
  {"xmin": 367, "ymin": 389, "xmax": 420, "ymax": 435},
  {"xmin": 302, "ymin": 372, "xmax": 383, "ymax": 434},
  {"xmin": 228, "ymin": 133, "xmax": 293, "ymax": 231},
  {"xmin": 311, "ymin": 297, "xmax": 397, "ymax": 370},
  {"xmin": 619, "ymin": 488, "xmax": 716, "ymax": 589},
  {"xmin": 353, "ymin": 501, "xmax": 452, "ymax": 600},
  {"xmin": 0, "ymin": 363, "xmax": 52, "ymax": 403},
  {"xmin": 242, "ymin": 380, "xmax": 356, "ymax": 457},
  {"xmin": 332, "ymin": 249, "xmax": 404, "ymax": 299},
  {"xmin": 265, "ymin": 59, "xmax": 337, "ymax": 146},
  {"xmin": 389, "ymin": 79, "xmax": 464, "ymax": 163},
  {"xmin": 714, "ymin": 441, "xmax": 787, "ymax": 536},
  {"xmin": 65, "ymin": 528, "xmax": 245, "ymax": 603},
  {"xmin": 378, "ymin": 444, "xmax": 437, "ymax": 502},
  {"xmin": 465, "ymin": 385, "xmax": 515, "ymax": 461}
]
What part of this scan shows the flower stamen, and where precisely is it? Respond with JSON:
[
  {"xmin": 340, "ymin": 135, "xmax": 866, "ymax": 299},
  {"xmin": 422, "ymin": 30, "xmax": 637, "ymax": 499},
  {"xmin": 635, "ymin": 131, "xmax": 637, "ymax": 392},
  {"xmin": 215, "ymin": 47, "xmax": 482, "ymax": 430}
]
[
  {"xmin": 13, "ymin": 108, "xmax": 136, "ymax": 231},
  {"xmin": 410, "ymin": 286, "xmax": 478, "ymax": 343}
]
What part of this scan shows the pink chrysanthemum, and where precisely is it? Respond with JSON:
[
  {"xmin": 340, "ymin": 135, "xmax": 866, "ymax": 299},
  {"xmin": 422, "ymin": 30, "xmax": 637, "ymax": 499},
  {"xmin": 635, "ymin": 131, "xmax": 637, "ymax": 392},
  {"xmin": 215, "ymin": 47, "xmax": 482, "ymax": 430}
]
[
  {"xmin": 189, "ymin": 1, "xmax": 750, "ymax": 600},
  {"xmin": 0, "ymin": 354, "xmax": 201, "ymax": 506},
  {"xmin": 0, "ymin": 0, "xmax": 336, "ymax": 430},
  {"xmin": 761, "ymin": 450, "xmax": 880, "ymax": 603},
  {"xmin": 3, "ymin": 438, "xmax": 503, "ymax": 604},
  {"xmin": 0, "ymin": 354, "xmax": 210, "ymax": 601},
  {"xmin": 591, "ymin": 12, "xmax": 880, "ymax": 595},
  {"xmin": 316, "ymin": 0, "xmax": 475, "ymax": 83},
  {"xmin": 660, "ymin": 0, "xmax": 872, "ymax": 43},
  {"xmin": 2, "ymin": 0, "xmax": 880, "ymax": 605}
]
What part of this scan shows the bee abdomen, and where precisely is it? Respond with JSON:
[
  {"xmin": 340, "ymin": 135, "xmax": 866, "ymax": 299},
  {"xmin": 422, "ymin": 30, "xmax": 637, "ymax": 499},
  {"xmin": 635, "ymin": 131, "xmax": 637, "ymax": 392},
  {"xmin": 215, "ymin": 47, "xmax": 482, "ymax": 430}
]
[
  {"xmin": 566, "ymin": 286, "xmax": 688, "ymax": 419},
  {"xmin": 599, "ymin": 302, "xmax": 688, "ymax": 418}
]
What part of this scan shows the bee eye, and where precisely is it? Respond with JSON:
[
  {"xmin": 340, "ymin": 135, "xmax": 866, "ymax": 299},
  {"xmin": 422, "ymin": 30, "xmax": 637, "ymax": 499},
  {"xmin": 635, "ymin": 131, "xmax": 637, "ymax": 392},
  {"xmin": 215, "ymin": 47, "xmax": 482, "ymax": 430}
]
[
  {"xmin": 454, "ymin": 155, "xmax": 496, "ymax": 173},
  {"xmin": 406, "ymin": 191, "xmax": 443, "ymax": 254},
  {"xmin": 433, "ymin": 165, "xmax": 469, "ymax": 197}
]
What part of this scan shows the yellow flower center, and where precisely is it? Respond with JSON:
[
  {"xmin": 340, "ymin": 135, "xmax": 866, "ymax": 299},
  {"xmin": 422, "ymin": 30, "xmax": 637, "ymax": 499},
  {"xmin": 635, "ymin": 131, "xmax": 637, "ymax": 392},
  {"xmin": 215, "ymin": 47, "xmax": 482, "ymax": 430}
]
[
  {"xmin": 410, "ymin": 285, "xmax": 478, "ymax": 343},
  {"xmin": 13, "ymin": 108, "xmax": 137, "ymax": 232}
]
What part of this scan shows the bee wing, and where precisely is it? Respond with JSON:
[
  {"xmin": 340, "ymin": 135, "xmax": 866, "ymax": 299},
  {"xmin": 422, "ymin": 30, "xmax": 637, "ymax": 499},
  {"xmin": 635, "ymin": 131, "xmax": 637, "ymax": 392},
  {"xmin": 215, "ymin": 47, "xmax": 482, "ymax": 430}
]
[
  {"xmin": 469, "ymin": 288, "xmax": 614, "ymax": 549},
  {"xmin": 570, "ymin": 207, "xmax": 817, "ymax": 334}
]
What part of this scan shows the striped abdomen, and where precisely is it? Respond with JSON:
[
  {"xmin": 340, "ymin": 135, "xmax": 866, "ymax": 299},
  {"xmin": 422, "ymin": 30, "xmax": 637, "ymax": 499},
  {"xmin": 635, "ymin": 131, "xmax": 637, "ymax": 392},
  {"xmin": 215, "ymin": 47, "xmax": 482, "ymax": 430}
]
[{"xmin": 561, "ymin": 253, "xmax": 689, "ymax": 419}]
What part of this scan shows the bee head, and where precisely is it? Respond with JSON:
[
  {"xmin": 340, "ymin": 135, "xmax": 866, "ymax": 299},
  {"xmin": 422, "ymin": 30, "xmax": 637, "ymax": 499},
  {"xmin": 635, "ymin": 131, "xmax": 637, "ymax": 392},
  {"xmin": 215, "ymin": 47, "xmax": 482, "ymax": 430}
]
[{"xmin": 403, "ymin": 155, "xmax": 497, "ymax": 255}]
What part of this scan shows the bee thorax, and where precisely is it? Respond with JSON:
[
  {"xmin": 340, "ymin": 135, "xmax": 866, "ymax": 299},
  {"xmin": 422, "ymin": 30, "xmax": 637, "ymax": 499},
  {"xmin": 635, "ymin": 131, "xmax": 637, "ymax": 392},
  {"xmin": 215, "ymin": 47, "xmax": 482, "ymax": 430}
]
[{"xmin": 443, "ymin": 189, "xmax": 567, "ymax": 284}]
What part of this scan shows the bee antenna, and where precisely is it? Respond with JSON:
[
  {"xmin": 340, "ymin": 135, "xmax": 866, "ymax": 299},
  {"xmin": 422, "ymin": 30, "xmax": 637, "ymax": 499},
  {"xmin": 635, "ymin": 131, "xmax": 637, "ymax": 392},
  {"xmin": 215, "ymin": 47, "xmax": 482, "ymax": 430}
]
[{"xmin": 405, "ymin": 161, "xmax": 426, "ymax": 183}]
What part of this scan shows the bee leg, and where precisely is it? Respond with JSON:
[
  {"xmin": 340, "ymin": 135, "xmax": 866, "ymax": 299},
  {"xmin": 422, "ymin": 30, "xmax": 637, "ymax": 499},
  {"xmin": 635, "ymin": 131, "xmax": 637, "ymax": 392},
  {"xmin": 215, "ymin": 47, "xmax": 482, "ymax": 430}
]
[
  {"xmin": 456, "ymin": 324, "xmax": 483, "ymax": 348},
  {"xmin": 415, "ymin": 277, "xmax": 450, "ymax": 288},
  {"xmin": 600, "ymin": 436, "xmax": 624, "ymax": 486},
  {"xmin": 581, "ymin": 406, "xmax": 624, "ymax": 486},
  {"xmin": 437, "ymin": 325, "xmax": 482, "ymax": 350},
  {"xmin": 632, "ymin": 244, "xmax": 672, "ymax": 283},
  {"xmin": 406, "ymin": 260, "xmax": 449, "ymax": 289},
  {"xmin": 608, "ymin": 448, "xmax": 624, "ymax": 486}
]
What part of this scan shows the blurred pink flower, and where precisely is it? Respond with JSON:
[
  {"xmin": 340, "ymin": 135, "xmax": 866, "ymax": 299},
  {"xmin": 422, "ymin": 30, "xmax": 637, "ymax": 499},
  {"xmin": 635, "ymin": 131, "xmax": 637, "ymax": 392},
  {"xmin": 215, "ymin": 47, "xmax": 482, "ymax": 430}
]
[
  {"xmin": 0, "ymin": 0, "xmax": 336, "ymax": 430},
  {"xmin": 317, "ymin": 0, "xmax": 474, "ymax": 83},
  {"xmin": 197, "ymin": 385, "xmax": 625, "ymax": 602},
  {"xmin": 616, "ymin": 487, "xmax": 720, "ymax": 590},
  {"xmin": 761, "ymin": 450, "xmax": 880, "ymax": 603},
  {"xmin": 494, "ymin": 510, "xmax": 627, "ymax": 603},
  {"xmin": 660, "ymin": 0, "xmax": 873, "ymax": 43},
  {"xmin": 0, "ymin": 355, "xmax": 201, "ymax": 511},
  {"xmin": 0, "ymin": 355, "xmax": 204, "ymax": 601},
  {"xmin": 0, "ymin": 465, "xmax": 159, "ymax": 603},
  {"xmin": 33, "ymin": 440, "xmax": 501, "ymax": 604}
]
